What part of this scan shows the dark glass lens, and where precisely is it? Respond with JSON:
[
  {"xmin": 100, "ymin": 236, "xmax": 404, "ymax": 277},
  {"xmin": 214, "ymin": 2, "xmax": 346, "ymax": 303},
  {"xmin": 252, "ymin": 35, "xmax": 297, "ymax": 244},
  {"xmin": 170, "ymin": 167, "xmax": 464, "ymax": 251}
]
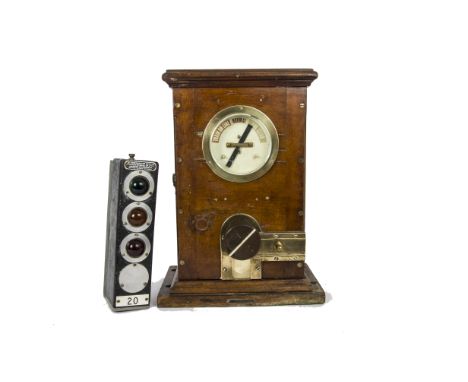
[
  {"xmin": 127, "ymin": 207, "xmax": 148, "ymax": 227},
  {"xmin": 126, "ymin": 238, "xmax": 146, "ymax": 258},
  {"xmin": 129, "ymin": 176, "xmax": 149, "ymax": 196}
]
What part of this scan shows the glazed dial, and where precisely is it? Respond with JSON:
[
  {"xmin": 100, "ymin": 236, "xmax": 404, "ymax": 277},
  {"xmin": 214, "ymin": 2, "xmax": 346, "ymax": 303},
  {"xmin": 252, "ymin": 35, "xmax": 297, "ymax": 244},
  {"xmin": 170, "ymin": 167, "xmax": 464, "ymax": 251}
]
[{"xmin": 202, "ymin": 105, "xmax": 279, "ymax": 183}]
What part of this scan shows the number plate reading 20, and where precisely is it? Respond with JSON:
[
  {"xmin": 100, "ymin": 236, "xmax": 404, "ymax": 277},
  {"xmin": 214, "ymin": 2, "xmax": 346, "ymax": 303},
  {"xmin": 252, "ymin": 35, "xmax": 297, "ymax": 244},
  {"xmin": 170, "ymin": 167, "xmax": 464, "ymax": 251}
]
[{"xmin": 115, "ymin": 294, "xmax": 149, "ymax": 308}]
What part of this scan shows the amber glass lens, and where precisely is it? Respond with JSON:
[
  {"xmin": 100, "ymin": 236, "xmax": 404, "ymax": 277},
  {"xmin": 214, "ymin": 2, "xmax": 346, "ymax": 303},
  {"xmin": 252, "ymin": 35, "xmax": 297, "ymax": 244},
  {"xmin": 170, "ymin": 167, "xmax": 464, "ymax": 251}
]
[
  {"xmin": 125, "ymin": 238, "xmax": 146, "ymax": 257},
  {"xmin": 129, "ymin": 176, "xmax": 149, "ymax": 196},
  {"xmin": 127, "ymin": 207, "xmax": 148, "ymax": 227}
]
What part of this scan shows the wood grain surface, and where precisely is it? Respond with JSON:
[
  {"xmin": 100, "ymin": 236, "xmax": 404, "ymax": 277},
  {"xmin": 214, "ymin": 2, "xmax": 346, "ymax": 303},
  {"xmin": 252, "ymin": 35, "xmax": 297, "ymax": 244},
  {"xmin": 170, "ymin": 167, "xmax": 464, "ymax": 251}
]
[
  {"xmin": 157, "ymin": 264, "xmax": 325, "ymax": 307},
  {"xmin": 164, "ymin": 69, "xmax": 315, "ymax": 280},
  {"xmin": 162, "ymin": 68, "xmax": 317, "ymax": 88}
]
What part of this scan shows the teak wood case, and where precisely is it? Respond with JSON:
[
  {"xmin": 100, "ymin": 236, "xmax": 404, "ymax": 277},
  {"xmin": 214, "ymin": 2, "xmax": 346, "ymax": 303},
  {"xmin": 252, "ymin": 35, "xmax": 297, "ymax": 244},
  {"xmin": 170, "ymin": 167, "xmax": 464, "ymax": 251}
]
[{"xmin": 159, "ymin": 69, "xmax": 325, "ymax": 307}]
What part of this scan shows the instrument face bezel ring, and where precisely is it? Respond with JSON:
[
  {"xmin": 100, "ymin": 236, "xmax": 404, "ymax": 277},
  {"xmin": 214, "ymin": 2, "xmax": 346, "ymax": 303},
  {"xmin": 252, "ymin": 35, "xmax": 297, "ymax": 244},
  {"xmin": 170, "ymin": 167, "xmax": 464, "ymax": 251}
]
[
  {"xmin": 120, "ymin": 232, "xmax": 151, "ymax": 263},
  {"xmin": 123, "ymin": 170, "xmax": 155, "ymax": 202},
  {"xmin": 122, "ymin": 202, "xmax": 153, "ymax": 233},
  {"xmin": 202, "ymin": 105, "xmax": 279, "ymax": 183}
]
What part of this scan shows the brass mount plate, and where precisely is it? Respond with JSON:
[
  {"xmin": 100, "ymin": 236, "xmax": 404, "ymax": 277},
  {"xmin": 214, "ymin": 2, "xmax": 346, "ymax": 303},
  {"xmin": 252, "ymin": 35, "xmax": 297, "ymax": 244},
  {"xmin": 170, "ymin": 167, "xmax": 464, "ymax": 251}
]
[{"xmin": 221, "ymin": 231, "xmax": 305, "ymax": 280}]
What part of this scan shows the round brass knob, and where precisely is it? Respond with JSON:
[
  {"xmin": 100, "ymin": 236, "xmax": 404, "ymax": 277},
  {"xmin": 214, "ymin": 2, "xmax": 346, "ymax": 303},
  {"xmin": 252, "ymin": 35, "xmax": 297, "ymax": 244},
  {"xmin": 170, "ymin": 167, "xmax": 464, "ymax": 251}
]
[{"xmin": 275, "ymin": 240, "xmax": 283, "ymax": 251}]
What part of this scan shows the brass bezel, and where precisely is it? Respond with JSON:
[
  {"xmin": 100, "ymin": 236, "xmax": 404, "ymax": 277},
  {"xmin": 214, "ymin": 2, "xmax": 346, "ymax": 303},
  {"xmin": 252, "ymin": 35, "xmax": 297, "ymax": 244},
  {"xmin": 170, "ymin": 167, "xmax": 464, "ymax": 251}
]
[{"xmin": 202, "ymin": 105, "xmax": 279, "ymax": 183}]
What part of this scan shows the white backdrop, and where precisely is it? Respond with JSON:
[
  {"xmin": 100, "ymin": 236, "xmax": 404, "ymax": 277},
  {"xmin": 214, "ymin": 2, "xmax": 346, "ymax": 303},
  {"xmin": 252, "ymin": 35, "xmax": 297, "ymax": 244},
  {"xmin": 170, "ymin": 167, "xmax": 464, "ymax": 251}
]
[{"xmin": 1, "ymin": 1, "xmax": 467, "ymax": 381}]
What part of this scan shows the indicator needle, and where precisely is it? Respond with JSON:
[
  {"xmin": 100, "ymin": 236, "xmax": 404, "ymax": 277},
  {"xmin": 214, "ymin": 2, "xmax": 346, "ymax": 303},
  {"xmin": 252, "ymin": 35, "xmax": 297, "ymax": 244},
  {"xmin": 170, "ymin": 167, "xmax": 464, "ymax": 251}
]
[
  {"xmin": 228, "ymin": 228, "xmax": 257, "ymax": 258},
  {"xmin": 226, "ymin": 124, "xmax": 253, "ymax": 168}
]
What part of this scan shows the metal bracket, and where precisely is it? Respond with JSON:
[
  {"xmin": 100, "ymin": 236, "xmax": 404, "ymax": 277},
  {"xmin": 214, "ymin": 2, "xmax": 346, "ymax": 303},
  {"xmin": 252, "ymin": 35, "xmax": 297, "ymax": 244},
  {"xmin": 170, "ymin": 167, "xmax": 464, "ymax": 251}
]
[{"xmin": 221, "ymin": 231, "xmax": 305, "ymax": 280}]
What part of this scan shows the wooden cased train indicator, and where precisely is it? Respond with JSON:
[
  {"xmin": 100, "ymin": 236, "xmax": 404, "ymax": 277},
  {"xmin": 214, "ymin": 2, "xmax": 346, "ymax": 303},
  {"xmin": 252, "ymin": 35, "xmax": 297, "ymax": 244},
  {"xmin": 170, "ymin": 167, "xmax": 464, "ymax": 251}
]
[{"xmin": 158, "ymin": 69, "xmax": 325, "ymax": 307}]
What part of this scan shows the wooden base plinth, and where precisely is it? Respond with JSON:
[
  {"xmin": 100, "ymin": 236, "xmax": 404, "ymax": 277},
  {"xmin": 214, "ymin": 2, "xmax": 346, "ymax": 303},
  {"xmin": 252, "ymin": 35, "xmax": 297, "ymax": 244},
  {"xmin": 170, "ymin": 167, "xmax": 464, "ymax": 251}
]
[{"xmin": 156, "ymin": 263, "xmax": 325, "ymax": 308}]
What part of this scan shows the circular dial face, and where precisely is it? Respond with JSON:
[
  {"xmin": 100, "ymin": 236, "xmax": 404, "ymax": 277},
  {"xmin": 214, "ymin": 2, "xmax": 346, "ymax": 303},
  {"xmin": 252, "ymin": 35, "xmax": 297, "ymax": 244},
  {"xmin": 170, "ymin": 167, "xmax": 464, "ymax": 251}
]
[
  {"xmin": 224, "ymin": 225, "xmax": 261, "ymax": 260},
  {"xmin": 202, "ymin": 105, "xmax": 279, "ymax": 182}
]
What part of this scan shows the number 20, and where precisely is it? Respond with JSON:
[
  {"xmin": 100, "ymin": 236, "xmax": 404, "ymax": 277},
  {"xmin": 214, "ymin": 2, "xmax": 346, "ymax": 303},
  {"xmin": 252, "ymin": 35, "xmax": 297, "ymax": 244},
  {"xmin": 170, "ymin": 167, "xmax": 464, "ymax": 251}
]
[{"xmin": 127, "ymin": 296, "xmax": 139, "ymax": 305}]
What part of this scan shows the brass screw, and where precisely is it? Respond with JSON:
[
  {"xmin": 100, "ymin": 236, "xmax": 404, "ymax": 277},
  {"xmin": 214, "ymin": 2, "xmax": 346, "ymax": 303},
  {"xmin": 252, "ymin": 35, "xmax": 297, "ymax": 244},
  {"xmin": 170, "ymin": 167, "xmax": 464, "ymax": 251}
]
[
  {"xmin": 178, "ymin": 209, "xmax": 183, "ymax": 214},
  {"xmin": 177, "ymin": 157, "xmax": 182, "ymax": 163},
  {"xmin": 298, "ymin": 210, "xmax": 304, "ymax": 216},
  {"xmin": 174, "ymin": 102, "xmax": 181, "ymax": 109},
  {"xmin": 223, "ymin": 267, "xmax": 227, "ymax": 272},
  {"xmin": 180, "ymin": 260, "xmax": 185, "ymax": 266},
  {"xmin": 297, "ymin": 262, "xmax": 304, "ymax": 268}
]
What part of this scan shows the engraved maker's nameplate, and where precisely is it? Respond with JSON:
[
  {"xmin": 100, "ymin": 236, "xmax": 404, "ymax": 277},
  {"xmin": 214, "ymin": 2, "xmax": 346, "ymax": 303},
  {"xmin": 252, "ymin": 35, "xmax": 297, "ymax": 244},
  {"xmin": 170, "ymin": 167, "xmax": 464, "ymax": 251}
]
[{"xmin": 124, "ymin": 160, "xmax": 158, "ymax": 172}]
